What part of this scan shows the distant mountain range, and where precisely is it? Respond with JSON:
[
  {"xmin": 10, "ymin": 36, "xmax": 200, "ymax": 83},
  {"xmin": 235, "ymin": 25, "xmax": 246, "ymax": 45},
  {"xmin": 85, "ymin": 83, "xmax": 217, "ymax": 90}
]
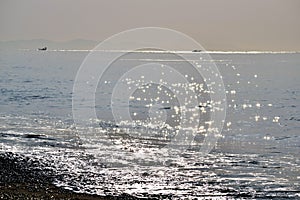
[{"xmin": 0, "ymin": 39, "xmax": 99, "ymax": 50}]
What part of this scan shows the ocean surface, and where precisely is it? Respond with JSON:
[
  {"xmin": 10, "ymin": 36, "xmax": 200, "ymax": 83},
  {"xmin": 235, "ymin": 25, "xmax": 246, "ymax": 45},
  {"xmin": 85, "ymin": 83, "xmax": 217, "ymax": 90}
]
[{"xmin": 0, "ymin": 49, "xmax": 299, "ymax": 199}]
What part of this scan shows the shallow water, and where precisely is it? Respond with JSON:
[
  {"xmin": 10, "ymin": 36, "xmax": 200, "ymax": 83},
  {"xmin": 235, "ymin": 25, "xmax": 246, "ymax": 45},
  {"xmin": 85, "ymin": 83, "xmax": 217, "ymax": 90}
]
[{"xmin": 0, "ymin": 49, "xmax": 299, "ymax": 199}]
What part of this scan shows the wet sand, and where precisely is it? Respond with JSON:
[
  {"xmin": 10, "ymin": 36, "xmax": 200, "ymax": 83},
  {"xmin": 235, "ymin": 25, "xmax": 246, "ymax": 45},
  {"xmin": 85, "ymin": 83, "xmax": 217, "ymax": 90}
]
[
  {"xmin": 0, "ymin": 183, "xmax": 105, "ymax": 200},
  {"xmin": 0, "ymin": 153, "xmax": 139, "ymax": 200}
]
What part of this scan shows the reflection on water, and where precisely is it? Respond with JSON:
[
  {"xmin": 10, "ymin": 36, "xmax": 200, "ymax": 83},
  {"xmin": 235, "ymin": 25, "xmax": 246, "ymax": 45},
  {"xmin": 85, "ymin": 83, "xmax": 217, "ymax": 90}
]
[{"xmin": 0, "ymin": 50, "xmax": 300, "ymax": 198}]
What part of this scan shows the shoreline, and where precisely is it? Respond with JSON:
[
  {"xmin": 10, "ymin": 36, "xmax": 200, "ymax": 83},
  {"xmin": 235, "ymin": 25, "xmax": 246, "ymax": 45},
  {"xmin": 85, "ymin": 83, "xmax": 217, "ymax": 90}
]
[
  {"xmin": 0, "ymin": 152, "xmax": 140, "ymax": 200},
  {"xmin": 1, "ymin": 151, "xmax": 298, "ymax": 199}
]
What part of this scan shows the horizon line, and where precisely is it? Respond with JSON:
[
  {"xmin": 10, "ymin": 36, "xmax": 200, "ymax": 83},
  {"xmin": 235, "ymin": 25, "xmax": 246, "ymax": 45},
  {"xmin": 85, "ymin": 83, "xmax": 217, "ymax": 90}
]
[
  {"xmin": 17, "ymin": 49, "xmax": 300, "ymax": 54},
  {"xmin": 1, "ymin": 39, "xmax": 299, "ymax": 52}
]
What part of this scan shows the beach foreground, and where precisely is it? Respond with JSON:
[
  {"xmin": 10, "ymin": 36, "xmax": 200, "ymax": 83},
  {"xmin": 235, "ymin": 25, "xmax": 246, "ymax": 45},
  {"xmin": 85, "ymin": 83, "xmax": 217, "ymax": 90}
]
[{"xmin": 0, "ymin": 153, "xmax": 140, "ymax": 200}]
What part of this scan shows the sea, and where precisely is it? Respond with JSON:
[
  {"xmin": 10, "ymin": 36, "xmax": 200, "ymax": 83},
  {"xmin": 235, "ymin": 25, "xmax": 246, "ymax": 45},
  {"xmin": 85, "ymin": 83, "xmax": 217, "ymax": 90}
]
[{"xmin": 0, "ymin": 49, "xmax": 299, "ymax": 199}]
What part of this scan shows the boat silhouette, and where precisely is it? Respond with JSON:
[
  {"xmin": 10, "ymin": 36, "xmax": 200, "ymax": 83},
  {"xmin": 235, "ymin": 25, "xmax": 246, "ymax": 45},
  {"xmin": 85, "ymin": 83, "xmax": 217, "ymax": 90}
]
[{"xmin": 38, "ymin": 47, "xmax": 47, "ymax": 51}]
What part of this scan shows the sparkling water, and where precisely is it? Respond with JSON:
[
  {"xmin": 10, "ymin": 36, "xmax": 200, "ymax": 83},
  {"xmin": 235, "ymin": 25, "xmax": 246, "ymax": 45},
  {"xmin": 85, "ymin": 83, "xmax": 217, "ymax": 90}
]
[{"xmin": 0, "ymin": 49, "xmax": 299, "ymax": 198}]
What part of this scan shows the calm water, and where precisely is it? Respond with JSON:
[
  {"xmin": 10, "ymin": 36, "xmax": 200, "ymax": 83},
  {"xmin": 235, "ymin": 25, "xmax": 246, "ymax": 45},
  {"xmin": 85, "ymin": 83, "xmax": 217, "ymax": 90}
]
[{"xmin": 0, "ymin": 49, "xmax": 299, "ymax": 199}]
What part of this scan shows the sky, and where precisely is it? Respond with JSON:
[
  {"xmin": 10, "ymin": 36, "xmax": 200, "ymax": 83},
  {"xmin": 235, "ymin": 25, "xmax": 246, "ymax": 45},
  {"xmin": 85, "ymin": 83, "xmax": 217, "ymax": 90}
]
[{"xmin": 0, "ymin": 0, "xmax": 300, "ymax": 51}]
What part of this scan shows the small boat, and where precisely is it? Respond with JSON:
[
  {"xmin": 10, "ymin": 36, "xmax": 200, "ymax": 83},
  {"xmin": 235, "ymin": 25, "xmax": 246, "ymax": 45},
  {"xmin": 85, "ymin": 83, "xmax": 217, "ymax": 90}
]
[
  {"xmin": 38, "ymin": 47, "xmax": 47, "ymax": 51},
  {"xmin": 192, "ymin": 49, "xmax": 202, "ymax": 52}
]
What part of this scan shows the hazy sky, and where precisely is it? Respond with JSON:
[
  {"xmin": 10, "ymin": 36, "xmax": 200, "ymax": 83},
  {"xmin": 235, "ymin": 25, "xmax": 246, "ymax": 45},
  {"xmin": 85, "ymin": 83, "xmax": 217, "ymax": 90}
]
[{"xmin": 1, "ymin": 0, "xmax": 299, "ymax": 50}]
